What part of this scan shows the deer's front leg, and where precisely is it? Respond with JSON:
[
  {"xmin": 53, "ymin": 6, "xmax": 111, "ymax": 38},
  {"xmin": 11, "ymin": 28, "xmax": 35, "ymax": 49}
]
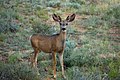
[
  {"xmin": 52, "ymin": 52, "xmax": 57, "ymax": 79},
  {"xmin": 58, "ymin": 52, "xmax": 66, "ymax": 79}
]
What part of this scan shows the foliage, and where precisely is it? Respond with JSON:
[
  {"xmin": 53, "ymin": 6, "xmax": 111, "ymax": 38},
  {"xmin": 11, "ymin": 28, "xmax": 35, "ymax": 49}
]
[
  {"xmin": 8, "ymin": 53, "xmax": 22, "ymax": 63},
  {"xmin": 47, "ymin": 0, "xmax": 61, "ymax": 8},
  {"xmin": 108, "ymin": 58, "xmax": 120, "ymax": 79},
  {"xmin": 102, "ymin": 4, "xmax": 120, "ymax": 27},
  {"xmin": 77, "ymin": 4, "xmax": 102, "ymax": 15},
  {"xmin": 69, "ymin": 0, "xmax": 85, "ymax": 4},
  {"xmin": 66, "ymin": 66, "xmax": 105, "ymax": 80},
  {"xmin": 80, "ymin": 16, "xmax": 102, "ymax": 29},
  {"xmin": 0, "ymin": 9, "xmax": 20, "ymax": 33},
  {"xmin": 0, "ymin": 62, "xmax": 39, "ymax": 80},
  {"xmin": 66, "ymin": 66, "xmax": 83, "ymax": 80},
  {"xmin": 64, "ymin": 39, "xmax": 77, "ymax": 67},
  {"xmin": 32, "ymin": 20, "xmax": 52, "ymax": 35},
  {"xmin": 61, "ymin": 2, "xmax": 80, "ymax": 9},
  {"xmin": 0, "ymin": 33, "xmax": 6, "ymax": 42},
  {"xmin": 34, "ymin": 8, "xmax": 49, "ymax": 20}
]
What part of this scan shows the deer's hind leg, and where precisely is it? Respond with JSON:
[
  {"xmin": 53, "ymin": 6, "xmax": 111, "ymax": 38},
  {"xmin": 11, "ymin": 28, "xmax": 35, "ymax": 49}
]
[{"xmin": 32, "ymin": 48, "xmax": 40, "ymax": 68}]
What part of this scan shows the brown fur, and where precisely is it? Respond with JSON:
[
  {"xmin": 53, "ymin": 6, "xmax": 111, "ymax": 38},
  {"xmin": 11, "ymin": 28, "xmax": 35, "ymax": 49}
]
[{"xmin": 31, "ymin": 31, "xmax": 66, "ymax": 53}]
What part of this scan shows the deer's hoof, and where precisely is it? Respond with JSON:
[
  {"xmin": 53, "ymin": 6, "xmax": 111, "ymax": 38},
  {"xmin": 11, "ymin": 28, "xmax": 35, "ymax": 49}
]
[
  {"xmin": 53, "ymin": 74, "xmax": 56, "ymax": 79},
  {"xmin": 37, "ymin": 72, "xmax": 40, "ymax": 75},
  {"xmin": 63, "ymin": 75, "xmax": 66, "ymax": 79}
]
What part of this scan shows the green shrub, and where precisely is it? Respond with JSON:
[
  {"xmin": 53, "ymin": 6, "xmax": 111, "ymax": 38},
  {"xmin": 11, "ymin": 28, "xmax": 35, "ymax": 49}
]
[
  {"xmin": 0, "ymin": 33, "xmax": 6, "ymax": 42},
  {"xmin": 35, "ymin": 9, "xmax": 49, "ymax": 20},
  {"xmin": 69, "ymin": 0, "xmax": 85, "ymax": 4},
  {"xmin": 32, "ymin": 20, "xmax": 51, "ymax": 35},
  {"xmin": 47, "ymin": 0, "xmax": 61, "ymax": 8},
  {"xmin": 0, "ymin": 8, "xmax": 20, "ymax": 33},
  {"xmin": 64, "ymin": 32, "xmax": 118, "ymax": 67},
  {"xmin": 8, "ymin": 53, "xmax": 22, "ymax": 63},
  {"xmin": 77, "ymin": 4, "xmax": 101, "ymax": 15},
  {"xmin": 80, "ymin": 16, "xmax": 102, "ymax": 29},
  {"xmin": 0, "ymin": 62, "xmax": 39, "ymax": 80},
  {"xmin": 69, "ymin": 49, "xmax": 96, "ymax": 67},
  {"xmin": 61, "ymin": 2, "xmax": 80, "ymax": 9},
  {"xmin": 102, "ymin": 4, "xmax": 120, "ymax": 27},
  {"xmin": 66, "ymin": 66, "xmax": 82, "ymax": 80},
  {"xmin": 0, "ymin": 0, "xmax": 9, "ymax": 7},
  {"xmin": 66, "ymin": 66, "xmax": 103, "ymax": 80},
  {"xmin": 64, "ymin": 39, "xmax": 77, "ymax": 67},
  {"xmin": 108, "ymin": 58, "xmax": 120, "ymax": 79}
]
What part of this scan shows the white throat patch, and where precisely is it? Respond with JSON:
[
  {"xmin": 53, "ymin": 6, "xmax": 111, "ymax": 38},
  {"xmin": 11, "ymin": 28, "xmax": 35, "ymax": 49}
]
[{"xmin": 62, "ymin": 29, "xmax": 66, "ymax": 32}]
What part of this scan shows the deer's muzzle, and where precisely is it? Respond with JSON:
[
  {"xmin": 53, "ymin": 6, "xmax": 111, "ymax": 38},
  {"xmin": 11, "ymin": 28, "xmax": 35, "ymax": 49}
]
[{"xmin": 62, "ymin": 28, "xmax": 66, "ymax": 31}]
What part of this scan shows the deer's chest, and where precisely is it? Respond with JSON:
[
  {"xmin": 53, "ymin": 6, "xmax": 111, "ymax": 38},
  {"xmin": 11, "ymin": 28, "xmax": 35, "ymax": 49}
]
[{"xmin": 52, "ymin": 39, "xmax": 65, "ymax": 52}]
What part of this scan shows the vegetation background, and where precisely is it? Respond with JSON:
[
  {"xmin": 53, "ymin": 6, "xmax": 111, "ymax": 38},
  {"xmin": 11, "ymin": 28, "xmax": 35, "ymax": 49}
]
[{"xmin": 0, "ymin": 0, "xmax": 120, "ymax": 80}]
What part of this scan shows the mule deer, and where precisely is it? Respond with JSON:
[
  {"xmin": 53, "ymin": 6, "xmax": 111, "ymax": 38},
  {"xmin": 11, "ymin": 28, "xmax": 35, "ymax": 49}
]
[{"xmin": 30, "ymin": 14, "xmax": 75, "ymax": 79}]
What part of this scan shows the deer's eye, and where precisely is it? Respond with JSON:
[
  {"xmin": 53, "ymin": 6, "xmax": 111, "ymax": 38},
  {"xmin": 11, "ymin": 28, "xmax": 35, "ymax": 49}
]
[
  {"xmin": 60, "ymin": 23, "xmax": 62, "ymax": 25},
  {"xmin": 66, "ymin": 23, "xmax": 68, "ymax": 25}
]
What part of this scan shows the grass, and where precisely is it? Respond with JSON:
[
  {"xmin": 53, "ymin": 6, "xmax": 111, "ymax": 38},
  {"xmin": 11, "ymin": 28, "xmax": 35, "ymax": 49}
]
[{"xmin": 0, "ymin": 62, "xmax": 39, "ymax": 80}]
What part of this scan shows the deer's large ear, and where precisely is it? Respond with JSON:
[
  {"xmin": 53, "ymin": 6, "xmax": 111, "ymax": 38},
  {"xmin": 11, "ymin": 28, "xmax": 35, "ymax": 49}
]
[
  {"xmin": 66, "ymin": 14, "xmax": 75, "ymax": 22},
  {"xmin": 52, "ymin": 14, "xmax": 61, "ymax": 22}
]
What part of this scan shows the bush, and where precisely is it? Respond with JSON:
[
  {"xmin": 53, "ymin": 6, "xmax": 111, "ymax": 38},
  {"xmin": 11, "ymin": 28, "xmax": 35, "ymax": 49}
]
[
  {"xmin": 108, "ymin": 58, "xmax": 120, "ymax": 79},
  {"xmin": 69, "ymin": 0, "xmax": 85, "ymax": 4},
  {"xmin": 77, "ymin": 4, "xmax": 101, "ymax": 15},
  {"xmin": 64, "ymin": 39, "xmax": 77, "ymax": 67},
  {"xmin": 0, "ymin": 62, "xmax": 39, "ymax": 80},
  {"xmin": 0, "ymin": 33, "xmax": 6, "ymax": 42},
  {"xmin": 61, "ymin": 2, "xmax": 80, "ymax": 9},
  {"xmin": 66, "ymin": 66, "xmax": 83, "ymax": 80},
  {"xmin": 8, "ymin": 53, "xmax": 22, "ymax": 63},
  {"xmin": 64, "ymin": 31, "xmax": 119, "ymax": 67},
  {"xmin": 80, "ymin": 16, "xmax": 102, "ymax": 29},
  {"xmin": 32, "ymin": 20, "xmax": 52, "ymax": 35},
  {"xmin": 47, "ymin": 0, "xmax": 61, "ymax": 8},
  {"xmin": 35, "ymin": 9, "xmax": 49, "ymax": 20},
  {"xmin": 66, "ymin": 66, "xmax": 103, "ymax": 80},
  {"xmin": 69, "ymin": 49, "xmax": 96, "ymax": 67},
  {"xmin": 102, "ymin": 4, "xmax": 120, "ymax": 27},
  {"xmin": 0, "ymin": 8, "xmax": 20, "ymax": 33}
]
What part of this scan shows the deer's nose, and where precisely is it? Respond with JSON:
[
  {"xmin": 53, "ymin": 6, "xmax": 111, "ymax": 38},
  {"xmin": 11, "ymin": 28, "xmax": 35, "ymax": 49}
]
[{"xmin": 62, "ymin": 28, "xmax": 66, "ymax": 30}]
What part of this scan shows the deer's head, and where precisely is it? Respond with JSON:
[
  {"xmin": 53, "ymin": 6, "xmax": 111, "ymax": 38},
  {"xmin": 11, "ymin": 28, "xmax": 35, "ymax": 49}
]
[{"xmin": 52, "ymin": 14, "xmax": 75, "ymax": 32}]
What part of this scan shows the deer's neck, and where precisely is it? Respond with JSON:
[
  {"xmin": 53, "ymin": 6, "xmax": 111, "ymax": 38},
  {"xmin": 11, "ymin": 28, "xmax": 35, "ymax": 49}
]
[{"xmin": 59, "ymin": 30, "xmax": 66, "ymax": 41}]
